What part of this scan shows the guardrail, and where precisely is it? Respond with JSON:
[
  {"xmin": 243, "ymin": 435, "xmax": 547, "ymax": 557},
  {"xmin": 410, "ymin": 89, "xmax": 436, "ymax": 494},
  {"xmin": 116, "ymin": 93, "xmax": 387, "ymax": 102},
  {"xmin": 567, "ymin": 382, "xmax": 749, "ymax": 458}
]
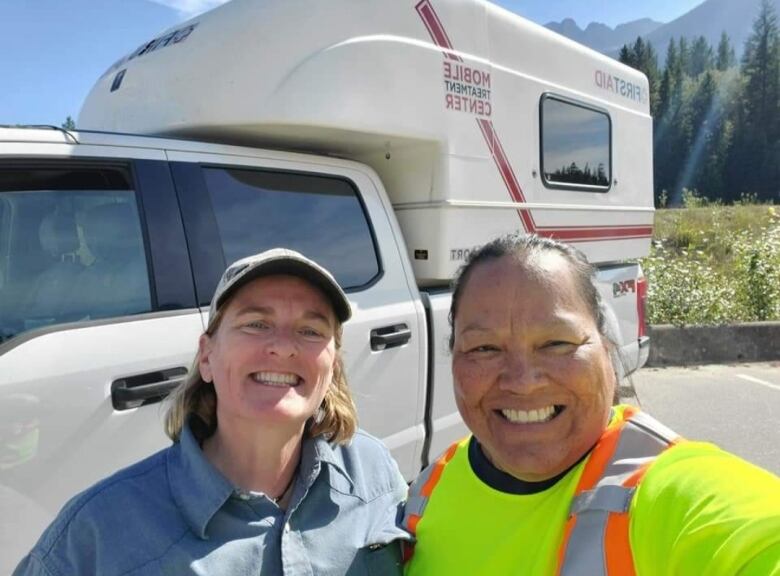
[{"xmin": 647, "ymin": 322, "xmax": 780, "ymax": 366}]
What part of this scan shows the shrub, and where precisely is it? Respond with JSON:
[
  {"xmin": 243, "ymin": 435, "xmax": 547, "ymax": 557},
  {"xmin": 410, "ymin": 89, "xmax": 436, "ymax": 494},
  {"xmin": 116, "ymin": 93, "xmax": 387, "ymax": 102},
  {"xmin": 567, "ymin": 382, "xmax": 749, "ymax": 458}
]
[
  {"xmin": 642, "ymin": 204, "xmax": 780, "ymax": 325},
  {"xmin": 732, "ymin": 222, "xmax": 780, "ymax": 320}
]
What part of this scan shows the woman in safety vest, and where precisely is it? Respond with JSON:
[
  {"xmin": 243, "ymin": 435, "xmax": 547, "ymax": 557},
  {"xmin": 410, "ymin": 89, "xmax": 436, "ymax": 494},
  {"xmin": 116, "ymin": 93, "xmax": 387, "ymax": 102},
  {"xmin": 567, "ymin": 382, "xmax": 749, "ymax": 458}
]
[{"xmin": 403, "ymin": 233, "xmax": 780, "ymax": 575}]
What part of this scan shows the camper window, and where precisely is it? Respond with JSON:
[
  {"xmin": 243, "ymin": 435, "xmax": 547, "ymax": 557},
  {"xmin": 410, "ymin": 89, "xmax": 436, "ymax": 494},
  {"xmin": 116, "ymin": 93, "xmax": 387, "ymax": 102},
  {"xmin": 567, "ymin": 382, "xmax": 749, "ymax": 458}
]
[{"xmin": 540, "ymin": 95, "xmax": 611, "ymax": 192}]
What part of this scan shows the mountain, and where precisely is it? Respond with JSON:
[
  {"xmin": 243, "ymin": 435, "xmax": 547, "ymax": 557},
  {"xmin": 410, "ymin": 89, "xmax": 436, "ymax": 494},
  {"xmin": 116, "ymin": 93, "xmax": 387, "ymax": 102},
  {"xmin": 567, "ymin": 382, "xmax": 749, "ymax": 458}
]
[
  {"xmin": 643, "ymin": 0, "xmax": 780, "ymax": 62},
  {"xmin": 545, "ymin": 18, "xmax": 663, "ymax": 54},
  {"xmin": 546, "ymin": 0, "xmax": 780, "ymax": 62}
]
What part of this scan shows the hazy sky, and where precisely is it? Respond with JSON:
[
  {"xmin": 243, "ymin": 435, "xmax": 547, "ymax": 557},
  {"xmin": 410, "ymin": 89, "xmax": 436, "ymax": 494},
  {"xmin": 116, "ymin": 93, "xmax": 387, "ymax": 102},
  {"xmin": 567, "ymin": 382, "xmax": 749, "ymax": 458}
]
[{"xmin": 1, "ymin": 0, "xmax": 704, "ymax": 126}]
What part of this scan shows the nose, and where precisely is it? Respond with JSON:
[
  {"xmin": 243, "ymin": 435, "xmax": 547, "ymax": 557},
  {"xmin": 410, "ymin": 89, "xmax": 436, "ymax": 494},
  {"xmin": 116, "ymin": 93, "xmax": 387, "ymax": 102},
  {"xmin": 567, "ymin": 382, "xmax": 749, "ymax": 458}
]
[
  {"xmin": 497, "ymin": 350, "xmax": 546, "ymax": 394},
  {"xmin": 266, "ymin": 328, "xmax": 298, "ymax": 358}
]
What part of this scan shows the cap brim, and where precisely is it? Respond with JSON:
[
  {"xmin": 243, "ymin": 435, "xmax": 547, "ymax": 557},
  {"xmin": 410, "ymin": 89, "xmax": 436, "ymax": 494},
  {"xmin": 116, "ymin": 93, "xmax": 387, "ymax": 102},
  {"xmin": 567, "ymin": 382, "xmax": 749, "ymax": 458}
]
[{"xmin": 215, "ymin": 255, "xmax": 352, "ymax": 323}]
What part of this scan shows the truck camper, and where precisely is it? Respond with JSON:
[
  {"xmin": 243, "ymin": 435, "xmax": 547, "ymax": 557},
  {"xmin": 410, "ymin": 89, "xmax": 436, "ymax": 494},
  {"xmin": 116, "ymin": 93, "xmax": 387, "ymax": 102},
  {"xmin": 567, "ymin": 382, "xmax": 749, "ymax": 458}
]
[{"xmin": 0, "ymin": 0, "xmax": 653, "ymax": 569}]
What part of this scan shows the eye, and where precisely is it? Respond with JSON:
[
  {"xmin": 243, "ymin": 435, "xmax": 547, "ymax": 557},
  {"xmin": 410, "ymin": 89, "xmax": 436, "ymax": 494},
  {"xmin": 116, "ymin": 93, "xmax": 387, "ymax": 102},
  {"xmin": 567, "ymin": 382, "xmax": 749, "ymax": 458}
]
[
  {"xmin": 299, "ymin": 326, "xmax": 326, "ymax": 340},
  {"xmin": 244, "ymin": 319, "xmax": 271, "ymax": 331},
  {"xmin": 467, "ymin": 344, "xmax": 500, "ymax": 354},
  {"xmin": 543, "ymin": 340, "xmax": 578, "ymax": 352}
]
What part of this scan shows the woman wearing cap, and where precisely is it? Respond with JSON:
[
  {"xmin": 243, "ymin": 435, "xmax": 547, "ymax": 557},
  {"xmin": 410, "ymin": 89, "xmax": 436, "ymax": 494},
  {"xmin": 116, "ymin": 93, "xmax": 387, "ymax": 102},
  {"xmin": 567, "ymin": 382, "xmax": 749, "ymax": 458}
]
[
  {"xmin": 403, "ymin": 234, "xmax": 780, "ymax": 575},
  {"xmin": 15, "ymin": 248, "xmax": 410, "ymax": 575}
]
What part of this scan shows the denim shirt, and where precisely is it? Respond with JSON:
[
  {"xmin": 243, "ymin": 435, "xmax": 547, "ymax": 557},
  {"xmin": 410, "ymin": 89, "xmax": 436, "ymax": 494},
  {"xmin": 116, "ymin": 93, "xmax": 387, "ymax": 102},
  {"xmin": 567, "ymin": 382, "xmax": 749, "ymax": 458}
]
[{"xmin": 13, "ymin": 421, "xmax": 410, "ymax": 576}]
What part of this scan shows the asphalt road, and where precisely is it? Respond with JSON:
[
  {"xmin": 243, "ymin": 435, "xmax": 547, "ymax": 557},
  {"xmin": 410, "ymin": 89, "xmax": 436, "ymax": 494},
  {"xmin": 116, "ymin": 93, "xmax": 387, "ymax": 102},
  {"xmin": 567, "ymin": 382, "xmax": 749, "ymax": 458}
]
[{"xmin": 626, "ymin": 362, "xmax": 780, "ymax": 475}]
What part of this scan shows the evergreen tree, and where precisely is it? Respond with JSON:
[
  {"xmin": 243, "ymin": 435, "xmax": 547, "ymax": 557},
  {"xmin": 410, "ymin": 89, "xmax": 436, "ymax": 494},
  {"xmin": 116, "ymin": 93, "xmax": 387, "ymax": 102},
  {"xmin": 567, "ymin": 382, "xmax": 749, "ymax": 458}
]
[
  {"xmin": 61, "ymin": 116, "xmax": 76, "ymax": 130},
  {"xmin": 619, "ymin": 38, "xmax": 661, "ymax": 117},
  {"xmin": 690, "ymin": 36, "xmax": 715, "ymax": 76},
  {"xmin": 735, "ymin": 0, "xmax": 780, "ymax": 200},
  {"xmin": 716, "ymin": 31, "xmax": 736, "ymax": 70},
  {"xmin": 683, "ymin": 71, "xmax": 719, "ymax": 197},
  {"xmin": 654, "ymin": 38, "xmax": 688, "ymax": 203},
  {"xmin": 658, "ymin": 39, "xmax": 679, "ymax": 118},
  {"xmin": 639, "ymin": 39, "xmax": 661, "ymax": 117},
  {"xmin": 678, "ymin": 37, "xmax": 691, "ymax": 76},
  {"xmin": 618, "ymin": 44, "xmax": 633, "ymax": 67}
]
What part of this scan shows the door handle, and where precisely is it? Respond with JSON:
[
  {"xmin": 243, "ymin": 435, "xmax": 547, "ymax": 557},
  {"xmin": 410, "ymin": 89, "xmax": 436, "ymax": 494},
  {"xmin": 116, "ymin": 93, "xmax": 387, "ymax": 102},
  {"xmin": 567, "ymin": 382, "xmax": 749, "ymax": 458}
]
[
  {"xmin": 370, "ymin": 324, "xmax": 412, "ymax": 351},
  {"xmin": 111, "ymin": 367, "xmax": 188, "ymax": 411}
]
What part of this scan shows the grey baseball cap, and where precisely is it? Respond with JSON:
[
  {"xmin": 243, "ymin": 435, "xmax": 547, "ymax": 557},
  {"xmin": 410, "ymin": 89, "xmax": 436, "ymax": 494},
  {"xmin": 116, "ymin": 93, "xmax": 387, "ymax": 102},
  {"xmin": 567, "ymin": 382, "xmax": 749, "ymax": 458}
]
[{"xmin": 208, "ymin": 248, "xmax": 352, "ymax": 324}]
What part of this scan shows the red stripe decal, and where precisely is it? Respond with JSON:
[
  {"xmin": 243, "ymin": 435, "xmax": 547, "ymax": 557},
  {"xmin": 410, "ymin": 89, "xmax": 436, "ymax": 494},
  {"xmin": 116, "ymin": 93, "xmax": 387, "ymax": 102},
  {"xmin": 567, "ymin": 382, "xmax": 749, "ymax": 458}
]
[
  {"xmin": 477, "ymin": 118, "xmax": 536, "ymax": 232},
  {"xmin": 536, "ymin": 226, "xmax": 653, "ymax": 242},
  {"xmin": 415, "ymin": 2, "xmax": 653, "ymax": 243},
  {"xmin": 415, "ymin": 0, "xmax": 462, "ymax": 61}
]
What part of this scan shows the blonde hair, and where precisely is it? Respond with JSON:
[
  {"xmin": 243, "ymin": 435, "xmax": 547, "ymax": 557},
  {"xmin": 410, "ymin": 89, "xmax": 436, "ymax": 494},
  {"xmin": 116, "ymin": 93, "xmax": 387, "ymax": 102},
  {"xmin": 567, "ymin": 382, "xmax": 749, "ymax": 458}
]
[{"xmin": 164, "ymin": 307, "xmax": 358, "ymax": 444}]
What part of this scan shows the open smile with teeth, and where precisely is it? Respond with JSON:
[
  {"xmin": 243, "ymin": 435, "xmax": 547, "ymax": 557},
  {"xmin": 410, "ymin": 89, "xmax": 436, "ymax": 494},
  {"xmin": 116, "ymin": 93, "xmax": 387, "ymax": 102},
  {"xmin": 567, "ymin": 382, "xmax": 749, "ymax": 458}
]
[
  {"xmin": 251, "ymin": 372, "xmax": 301, "ymax": 387},
  {"xmin": 499, "ymin": 405, "xmax": 564, "ymax": 424}
]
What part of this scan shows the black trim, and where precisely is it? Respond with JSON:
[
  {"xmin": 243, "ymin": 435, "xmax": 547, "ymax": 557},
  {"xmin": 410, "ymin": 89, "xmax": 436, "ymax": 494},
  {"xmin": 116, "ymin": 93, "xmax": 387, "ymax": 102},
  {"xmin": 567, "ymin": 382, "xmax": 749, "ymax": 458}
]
[
  {"xmin": 170, "ymin": 162, "xmax": 227, "ymax": 307},
  {"xmin": 0, "ymin": 160, "xmax": 132, "ymax": 191},
  {"xmin": 134, "ymin": 160, "xmax": 197, "ymax": 311},
  {"xmin": 538, "ymin": 93, "xmax": 612, "ymax": 193},
  {"xmin": 419, "ymin": 291, "xmax": 437, "ymax": 470},
  {"xmin": 128, "ymin": 163, "xmax": 159, "ymax": 310}
]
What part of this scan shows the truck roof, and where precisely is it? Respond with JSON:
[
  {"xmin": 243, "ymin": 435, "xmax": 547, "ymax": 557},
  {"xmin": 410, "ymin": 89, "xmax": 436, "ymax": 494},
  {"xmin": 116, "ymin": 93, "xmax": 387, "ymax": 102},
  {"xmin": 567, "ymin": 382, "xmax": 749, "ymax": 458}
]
[{"xmin": 0, "ymin": 125, "xmax": 368, "ymax": 168}]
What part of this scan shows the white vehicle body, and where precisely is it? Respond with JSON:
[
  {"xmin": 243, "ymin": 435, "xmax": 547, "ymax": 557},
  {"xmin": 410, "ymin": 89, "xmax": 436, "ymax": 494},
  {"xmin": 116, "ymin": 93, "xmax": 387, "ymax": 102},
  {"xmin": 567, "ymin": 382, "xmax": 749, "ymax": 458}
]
[{"xmin": 0, "ymin": 0, "xmax": 652, "ymax": 570}]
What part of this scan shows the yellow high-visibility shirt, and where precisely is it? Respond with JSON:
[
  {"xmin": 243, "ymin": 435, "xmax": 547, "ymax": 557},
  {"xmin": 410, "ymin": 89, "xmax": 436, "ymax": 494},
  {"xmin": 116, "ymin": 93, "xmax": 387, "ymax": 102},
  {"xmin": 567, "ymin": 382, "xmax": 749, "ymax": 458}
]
[{"xmin": 405, "ymin": 406, "xmax": 780, "ymax": 575}]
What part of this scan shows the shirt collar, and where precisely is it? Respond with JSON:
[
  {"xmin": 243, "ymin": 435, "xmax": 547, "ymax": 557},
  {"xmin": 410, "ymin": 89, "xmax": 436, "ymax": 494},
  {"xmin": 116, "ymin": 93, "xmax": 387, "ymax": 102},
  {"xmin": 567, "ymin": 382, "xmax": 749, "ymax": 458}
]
[
  {"xmin": 167, "ymin": 418, "xmax": 235, "ymax": 540},
  {"xmin": 298, "ymin": 433, "xmax": 355, "ymax": 494},
  {"xmin": 167, "ymin": 419, "xmax": 356, "ymax": 539}
]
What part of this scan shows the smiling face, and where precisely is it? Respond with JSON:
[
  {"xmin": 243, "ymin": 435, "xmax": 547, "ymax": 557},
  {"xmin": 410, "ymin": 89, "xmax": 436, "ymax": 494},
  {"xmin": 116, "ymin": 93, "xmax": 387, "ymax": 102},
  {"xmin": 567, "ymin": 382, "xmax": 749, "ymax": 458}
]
[
  {"xmin": 451, "ymin": 252, "xmax": 615, "ymax": 482},
  {"xmin": 198, "ymin": 274, "xmax": 337, "ymax": 435}
]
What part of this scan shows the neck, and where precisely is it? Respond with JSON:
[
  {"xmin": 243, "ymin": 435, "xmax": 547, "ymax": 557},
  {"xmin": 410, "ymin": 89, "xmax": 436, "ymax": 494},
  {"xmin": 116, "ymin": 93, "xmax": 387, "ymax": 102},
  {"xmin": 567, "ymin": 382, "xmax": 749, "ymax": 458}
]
[{"xmin": 202, "ymin": 417, "xmax": 304, "ymax": 498}]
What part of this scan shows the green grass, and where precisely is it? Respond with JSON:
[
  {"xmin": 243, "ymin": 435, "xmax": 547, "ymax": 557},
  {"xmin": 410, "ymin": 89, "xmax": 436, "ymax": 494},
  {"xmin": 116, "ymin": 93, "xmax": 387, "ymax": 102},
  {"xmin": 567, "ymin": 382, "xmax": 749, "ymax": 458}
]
[{"xmin": 641, "ymin": 201, "xmax": 780, "ymax": 326}]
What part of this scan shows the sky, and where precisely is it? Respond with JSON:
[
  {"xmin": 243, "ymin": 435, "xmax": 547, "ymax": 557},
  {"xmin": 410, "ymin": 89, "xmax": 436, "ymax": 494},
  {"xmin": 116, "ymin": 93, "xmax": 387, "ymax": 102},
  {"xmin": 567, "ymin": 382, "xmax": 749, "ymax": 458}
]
[{"xmin": 0, "ymin": 0, "xmax": 703, "ymax": 126}]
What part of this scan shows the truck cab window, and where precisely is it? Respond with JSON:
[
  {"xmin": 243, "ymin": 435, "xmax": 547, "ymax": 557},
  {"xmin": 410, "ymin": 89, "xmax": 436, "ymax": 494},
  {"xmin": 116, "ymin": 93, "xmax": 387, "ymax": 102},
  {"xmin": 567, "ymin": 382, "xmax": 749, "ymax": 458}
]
[
  {"xmin": 203, "ymin": 167, "xmax": 380, "ymax": 289},
  {"xmin": 541, "ymin": 95, "xmax": 611, "ymax": 191},
  {"xmin": 0, "ymin": 167, "xmax": 152, "ymax": 343}
]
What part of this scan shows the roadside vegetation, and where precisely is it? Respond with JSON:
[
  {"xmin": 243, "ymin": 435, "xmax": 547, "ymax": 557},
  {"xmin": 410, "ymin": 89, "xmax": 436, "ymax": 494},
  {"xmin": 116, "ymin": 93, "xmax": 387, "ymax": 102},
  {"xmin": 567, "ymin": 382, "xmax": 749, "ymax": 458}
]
[{"xmin": 641, "ymin": 192, "xmax": 780, "ymax": 326}]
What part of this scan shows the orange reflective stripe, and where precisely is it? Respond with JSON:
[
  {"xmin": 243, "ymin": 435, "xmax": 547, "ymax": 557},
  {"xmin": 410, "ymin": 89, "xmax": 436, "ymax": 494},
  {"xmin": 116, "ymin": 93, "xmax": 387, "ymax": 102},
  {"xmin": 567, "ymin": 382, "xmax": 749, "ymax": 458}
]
[
  {"xmin": 574, "ymin": 407, "xmax": 639, "ymax": 494},
  {"xmin": 623, "ymin": 461, "xmax": 651, "ymax": 489},
  {"xmin": 402, "ymin": 440, "xmax": 462, "ymax": 564},
  {"xmin": 603, "ymin": 425, "xmax": 682, "ymax": 576},
  {"xmin": 604, "ymin": 510, "xmax": 635, "ymax": 576},
  {"xmin": 421, "ymin": 441, "xmax": 460, "ymax": 497},
  {"xmin": 603, "ymin": 456, "xmax": 652, "ymax": 576},
  {"xmin": 574, "ymin": 420, "xmax": 625, "ymax": 494},
  {"xmin": 559, "ymin": 407, "xmax": 665, "ymax": 576},
  {"xmin": 558, "ymin": 416, "xmax": 632, "ymax": 575}
]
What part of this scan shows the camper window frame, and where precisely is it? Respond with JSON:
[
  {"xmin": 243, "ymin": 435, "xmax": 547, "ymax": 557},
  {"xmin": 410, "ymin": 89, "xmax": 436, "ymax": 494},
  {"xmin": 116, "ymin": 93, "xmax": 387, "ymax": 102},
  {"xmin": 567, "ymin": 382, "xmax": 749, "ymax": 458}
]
[{"xmin": 539, "ymin": 93, "xmax": 612, "ymax": 193}]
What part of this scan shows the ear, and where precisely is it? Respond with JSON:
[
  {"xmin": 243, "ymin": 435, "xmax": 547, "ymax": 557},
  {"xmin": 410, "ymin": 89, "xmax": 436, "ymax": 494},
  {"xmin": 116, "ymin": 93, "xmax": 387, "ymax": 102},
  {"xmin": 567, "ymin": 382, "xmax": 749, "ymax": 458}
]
[{"xmin": 198, "ymin": 333, "xmax": 215, "ymax": 383}]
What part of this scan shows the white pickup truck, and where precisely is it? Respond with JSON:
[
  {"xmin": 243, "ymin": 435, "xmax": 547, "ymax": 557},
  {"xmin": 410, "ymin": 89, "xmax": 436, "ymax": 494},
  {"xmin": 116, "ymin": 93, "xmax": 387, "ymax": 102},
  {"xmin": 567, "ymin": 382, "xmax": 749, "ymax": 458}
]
[{"xmin": 0, "ymin": 0, "xmax": 654, "ymax": 570}]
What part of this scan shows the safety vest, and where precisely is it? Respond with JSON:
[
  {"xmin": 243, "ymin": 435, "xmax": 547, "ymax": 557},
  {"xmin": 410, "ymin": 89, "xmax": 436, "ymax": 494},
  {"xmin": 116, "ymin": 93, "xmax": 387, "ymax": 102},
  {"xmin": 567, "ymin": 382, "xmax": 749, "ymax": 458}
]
[{"xmin": 403, "ymin": 407, "xmax": 682, "ymax": 575}]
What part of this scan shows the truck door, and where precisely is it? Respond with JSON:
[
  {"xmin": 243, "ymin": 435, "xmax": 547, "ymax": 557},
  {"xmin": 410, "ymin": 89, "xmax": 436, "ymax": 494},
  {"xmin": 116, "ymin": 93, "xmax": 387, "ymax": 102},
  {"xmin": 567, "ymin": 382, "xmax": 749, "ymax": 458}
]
[
  {"xmin": 166, "ymin": 150, "xmax": 428, "ymax": 479},
  {"xmin": 0, "ymin": 153, "xmax": 200, "ymax": 573}
]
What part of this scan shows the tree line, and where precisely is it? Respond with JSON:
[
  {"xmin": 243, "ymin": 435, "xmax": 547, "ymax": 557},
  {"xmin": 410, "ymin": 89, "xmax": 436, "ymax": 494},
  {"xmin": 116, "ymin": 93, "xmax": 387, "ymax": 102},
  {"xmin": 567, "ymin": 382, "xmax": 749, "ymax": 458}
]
[{"xmin": 619, "ymin": 0, "xmax": 779, "ymax": 205}]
